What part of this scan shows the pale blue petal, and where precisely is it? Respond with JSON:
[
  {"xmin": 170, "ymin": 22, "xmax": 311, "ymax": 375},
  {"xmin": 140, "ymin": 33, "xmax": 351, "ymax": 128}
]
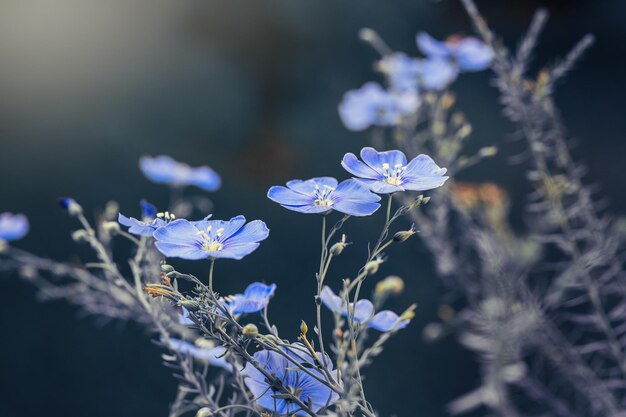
[
  {"xmin": 268, "ymin": 186, "xmax": 316, "ymax": 205},
  {"xmin": 225, "ymin": 220, "xmax": 269, "ymax": 246},
  {"xmin": 275, "ymin": 204, "xmax": 332, "ymax": 215},
  {"xmin": 155, "ymin": 242, "xmax": 208, "ymax": 260},
  {"xmin": 402, "ymin": 154, "xmax": 449, "ymax": 191},
  {"xmin": 188, "ymin": 166, "xmax": 222, "ymax": 191},
  {"xmin": 214, "ymin": 243, "xmax": 261, "ymax": 260},
  {"xmin": 341, "ymin": 153, "xmax": 382, "ymax": 180},
  {"xmin": 331, "ymin": 179, "xmax": 381, "ymax": 216},
  {"xmin": 353, "ymin": 300, "xmax": 375, "ymax": 323},
  {"xmin": 320, "ymin": 286, "xmax": 343, "ymax": 314},
  {"xmin": 456, "ymin": 37, "xmax": 494, "ymax": 71},
  {"xmin": 355, "ymin": 178, "xmax": 404, "ymax": 194},
  {"xmin": 416, "ymin": 58, "xmax": 459, "ymax": 90},
  {"xmin": 0, "ymin": 213, "xmax": 29, "ymax": 241},
  {"xmin": 368, "ymin": 310, "xmax": 410, "ymax": 332},
  {"xmin": 416, "ymin": 32, "xmax": 450, "ymax": 57},
  {"xmin": 153, "ymin": 219, "xmax": 202, "ymax": 245}
]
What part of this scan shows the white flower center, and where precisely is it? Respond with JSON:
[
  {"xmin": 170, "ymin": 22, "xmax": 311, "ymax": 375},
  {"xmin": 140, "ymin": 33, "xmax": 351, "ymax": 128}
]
[
  {"xmin": 198, "ymin": 226, "xmax": 225, "ymax": 252},
  {"xmin": 382, "ymin": 163, "xmax": 406, "ymax": 186},
  {"xmin": 313, "ymin": 184, "xmax": 335, "ymax": 207}
]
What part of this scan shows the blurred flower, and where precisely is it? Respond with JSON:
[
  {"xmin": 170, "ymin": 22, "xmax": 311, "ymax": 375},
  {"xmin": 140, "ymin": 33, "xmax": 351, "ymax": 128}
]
[
  {"xmin": 167, "ymin": 338, "xmax": 232, "ymax": 372},
  {"xmin": 154, "ymin": 215, "xmax": 269, "ymax": 260},
  {"xmin": 179, "ymin": 306, "xmax": 194, "ymax": 326},
  {"xmin": 57, "ymin": 197, "xmax": 82, "ymax": 216},
  {"xmin": 140, "ymin": 155, "xmax": 221, "ymax": 192},
  {"xmin": 224, "ymin": 282, "xmax": 277, "ymax": 315},
  {"xmin": 118, "ymin": 200, "xmax": 167, "ymax": 237},
  {"xmin": 321, "ymin": 286, "xmax": 409, "ymax": 332},
  {"xmin": 242, "ymin": 343, "xmax": 339, "ymax": 415},
  {"xmin": 377, "ymin": 53, "xmax": 458, "ymax": 91},
  {"xmin": 338, "ymin": 82, "xmax": 419, "ymax": 131},
  {"xmin": 268, "ymin": 177, "xmax": 380, "ymax": 216},
  {"xmin": 416, "ymin": 32, "xmax": 494, "ymax": 72},
  {"xmin": 342, "ymin": 147, "xmax": 448, "ymax": 194},
  {"xmin": 0, "ymin": 212, "xmax": 29, "ymax": 242},
  {"xmin": 321, "ymin": 285, "xmax": 374, "ymax": 323}
]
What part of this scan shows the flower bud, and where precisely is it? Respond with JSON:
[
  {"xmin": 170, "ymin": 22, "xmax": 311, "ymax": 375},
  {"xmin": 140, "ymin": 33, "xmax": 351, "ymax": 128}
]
[
  {"xmin": 393, "ymin": 225, "xmax": 417, "ymax": 243},
  {"xmin": 479, "ymin": 146, "xmax": 498, "ymax": 157},
  {"xmin": 300, "ymin": 320, "xmax": 308, "ymax": 335},
  {"xmin": 102, "ymin": 221, "xmax": 120, "ymax": 234},
  {"xmin": 375, "ymin": 275, "xmax": 405, "ymax": 296},
  {"xmin": 364, "ymin": 258, "xmax": 384, "ymax": 276},
  {"xmin": 160, "ymin": 264, "xmax": 175, "ymax": 273},
  {"xmin": 178, "ymin": 299, "xmax": 200, "ymax": 311},
  {"xmin": 242, "ymin": 323, "xmax": 259, "ymax": 337},
  {"xmin": 329, "ymin": 234, "xmax": 348, "ymax": 256},
  {"xmin": 58, "ymin": 198, "xmax": 83, "ymax": 216},
  {"xmin": 71, "ymin": 230, "xmax": 89, "ymax": 243},
  {"xmin": 196, "ymin": 408, "xmax": 212, "ymax": 417}
]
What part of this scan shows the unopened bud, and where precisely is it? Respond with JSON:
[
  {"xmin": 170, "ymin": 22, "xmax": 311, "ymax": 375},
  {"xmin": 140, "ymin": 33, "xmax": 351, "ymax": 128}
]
[
  {"xmin": 479, "ymin": 146, "xmax": 498, "ymax": 157},
  {"xmin": 300, "ymin": 320, "xmax": 308, "ymax": 335},
  {"xmin": 196, "ymin": 408, "xmax": 212, "ymax": 417},
  {"xmin": 242, "ymin": 323, "xmax": 259, "ymax": 337},
  {"xmin": 330, "ymin": 234, "xmax": 348, "ymax": 256},
  {"xmin": 58, "ymin": 198, "xmax": 82, "ymax": 216},
  {"xmin": 166, "ymin": 271, "xmax": 183, "ymax": 280},
  {"xmin": 161, "ymin": 264, "xmax": 175, "ymax": 273},
  {"xmin": 71, "ymin": 230, "xmax": 89, "ymax": 242},
  {"xmin": 375, "ymin": 275, "xmax": 405, "ymax": 296},
  {"xmin": 102, "ymin": 221, "xmax": 120, "ymax": 234},
  {"xmin": 178, "ymin": 299, "xmax": 200, "ymax": 311},
  {"xmin": 364, "ymin": 258, "xmax": 384, "ymax": 276},
  {"xmin": 393, "ymin": 225, "xmax": 417, "ymax": 242}
]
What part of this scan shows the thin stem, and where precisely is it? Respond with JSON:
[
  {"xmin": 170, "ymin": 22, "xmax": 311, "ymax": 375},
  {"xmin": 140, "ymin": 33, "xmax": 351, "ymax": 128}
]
[{"xmin": 209, "ymin": 259, "xmax": 216, "ymax": 293}]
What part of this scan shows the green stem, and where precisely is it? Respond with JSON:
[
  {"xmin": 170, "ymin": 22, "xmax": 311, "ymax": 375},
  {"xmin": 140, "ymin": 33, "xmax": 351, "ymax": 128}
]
[{"xmin": 209, "ymin": 259, "xmax": 215, "ymax": 293}]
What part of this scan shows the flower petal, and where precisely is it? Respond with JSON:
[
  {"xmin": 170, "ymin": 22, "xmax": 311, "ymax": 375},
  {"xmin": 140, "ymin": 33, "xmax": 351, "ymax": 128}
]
[
  {"xmin": 320, "ymin": 286, "xmax": 344, "ymax": 314},
  {"xmin": 331, "ymin": 179, "xmax": 381, "ymax": 216},
  {"xmin": 155, "ymin": 242, "xmax": 208, "ymax": 260},
  {"xmin": 224, "ymin": 220, "xmax": 269, "ymax": 246},
  {"xmin": 214, "ymin": 243, "xmax": 261, "ymax": 260},
  {"xmin": 416, "ymin": 32, "xmax": 450, "ymax": 58},
  {"xmin": 353, "ymin": 300, "xmax": 375, "ymax": 323},
  {"xmin": 153, "ymin": 219, "xmax": 202, "ymax": 245},
  {"xmin": 268, "ymin": 186, "xmax": 316, "ymax": 206},
  {"xmin": 341, "ymin": 153, "xmax": 382, "ymax": 180},
  {"xmin": 368, "ymin": 310, "xmax": 410, "ymax": 332},
  {"xmin": 402, "ymin": 154, "xmax": 449, "ymax": 191}
]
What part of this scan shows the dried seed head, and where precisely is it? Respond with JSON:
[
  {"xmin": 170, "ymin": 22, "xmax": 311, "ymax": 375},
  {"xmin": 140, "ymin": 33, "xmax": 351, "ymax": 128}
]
[{"xmin": 242, "ymin": 323, "xmax": 259, "ymax": 337}]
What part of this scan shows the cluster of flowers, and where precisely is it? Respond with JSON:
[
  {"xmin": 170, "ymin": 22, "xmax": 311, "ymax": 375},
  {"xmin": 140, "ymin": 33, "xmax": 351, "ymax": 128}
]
[
  {"xmin": 338, "ymin": 31, "xmax": 493, "ymax": 131},
  {"xmin": 0, "ymin": 146, "xmax": 447, "ymax": 415}
]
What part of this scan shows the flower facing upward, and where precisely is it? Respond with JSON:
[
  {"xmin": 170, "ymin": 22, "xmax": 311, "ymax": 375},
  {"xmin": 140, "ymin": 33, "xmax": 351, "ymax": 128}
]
[
  {"xmin": 154, "ymin": 215, "xmax": 269, "ymax": 260},
  {"xmin": 342, "ymin": 147, "xmax": 448, "ymax": 194},
  {"xmin": 321, "ymin": 286, "xmax": 410, "ymax": 332},
  {"xmin": 416, "ymin": 32, "xmax": 494, "ymax": 72},
  {"xmin": 140, "ymin": 155, "xmax": 221, "ymax": 192},
  {"xmin": 224, "ymin": 282, "xmax": 277, "ymax": 315},
  {"xmin": 118, "ymin": 201, "xmax": 168, "ymax": 237},
  {"xmin": 338, "ymin": 82, "xmax": 420, "ymax": 131},
  {"xmin": 0, "ymin": 213, "xmax": 29, "ymax": 242},
  {"xmin": 268, "ymin": 177, "xmax": 380, "ymax": 216},
  {"xmin": 242, "ymin": 343, "xmax": 339, "ymax": 415}
]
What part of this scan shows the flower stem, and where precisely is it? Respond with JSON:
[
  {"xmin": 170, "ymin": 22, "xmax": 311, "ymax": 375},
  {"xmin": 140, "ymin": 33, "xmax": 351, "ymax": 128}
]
[{"xmin": 208, "ymin": 259, "xmax": 215, "ymax": 293}]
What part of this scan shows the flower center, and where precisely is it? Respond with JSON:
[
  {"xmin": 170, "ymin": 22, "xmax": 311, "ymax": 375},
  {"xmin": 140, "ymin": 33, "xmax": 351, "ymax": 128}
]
[
  {"xmin": 198, "ymin": 226, "xmax": 225, "ymax": 252},
  {"xmin": 382, "ymin": 163, "xmax": 406, "ymax": 186},
  {"xmin": 313, "ymin": 185, "xmax": 335, "ymax": 207}
]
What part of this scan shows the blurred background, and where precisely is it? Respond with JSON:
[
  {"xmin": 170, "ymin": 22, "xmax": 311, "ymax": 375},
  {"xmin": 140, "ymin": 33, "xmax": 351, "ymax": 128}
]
[{"xmin": 1, "ymin": 0, "xmax": 625, "ymax": 416}]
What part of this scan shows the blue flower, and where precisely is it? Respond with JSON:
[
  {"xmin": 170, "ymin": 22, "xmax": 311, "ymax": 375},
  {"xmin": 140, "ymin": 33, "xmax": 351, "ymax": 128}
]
[
  {"xmin": 321, "ymin": 286, "xmax": 410, "ymax": 332},
  {"xmin": 377, "ymin": 53, "xmax": 458, "ymax": 92},
  {"xmin": 416, "ymin": 32, "xmax": 494, "ymax": 72},
  {"xmin": 225, "ymin": 282, "xmax": 277, "ymax": 315},
  {"xmin": 0, "ymin": 213, "xmax": 29, "ymax": 242},
  {"xmin": 268, "ymin": 177, "xmax": 381, "ymax": 216},
  {"xmin": 242, "ymin": 343, "xmax": 339, "ymax": 415},
  {"xmin": 118, "ymin": 201, "xmax": 168, "ymax": 237},
  {"xmin": 167, "ymin": 338, "xmax": 233, "ymax": 372},
  {"xmin": 154, "ymin": 215, "xmax": 269, "ymax": 260},
  {"xmin": 342, "ymin": 147, "xmax": 448, "ymax": 194},
  {"xmin": 140, "ymin": 155, "xmax": 221, "ymax": 192},
  {"xmin": 338, "ymin": 82, "xmax": 419, "ymax": 131},
  {"xmin": 178, "ymin": 306, "xmax": 194, "ymax": 326}
]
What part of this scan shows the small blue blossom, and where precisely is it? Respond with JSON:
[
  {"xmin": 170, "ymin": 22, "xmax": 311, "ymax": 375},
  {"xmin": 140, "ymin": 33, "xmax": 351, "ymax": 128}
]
[
  {"xmin": 154, "ymin": 215, "xmax": 269, "ymax": 260},
  {"xmin": 416, "ymin": 32, "xmax": 494, "ymax": 72},
  {"xmin": 342, "ymin": 147, "xmax": 449, "ymax": 194},
  {"xmin": 0, "ymin": 213, "xmax": 29, "ymax": 242},
  {"xmin": 242, "ymin": 343, "xmax": 339, "ymax": 415},
  {"xmin": 140, "ymin": 155, "xmax": 221, "ymax": 192},
  {"xmin": 57, "ymin": 197, "xmax": 82, "ymax": 216},
  {"xmin": 321, "ymin": 286, "xmax": 410, "ymax": 332},
  {"xmin": 338, "ymin": 82, "xmax": 420, "ymax": 131},
  {"xmin": 225, "ymin": 282, "xmax": 277, "ymax": 315},
  {"xmin": 167, "ymin": 338, "xmax": 232, "ymax": 372},
  {"xmin": 268, "ymin": 177, "xmax": 381, "ymax": 217},
  {"xmin": 377, "ymin": 53, "xmax": 458, "ymax": 92},
  {"xmin": 179, "ymin": 306, "xmax": 194, "ymax": 326},
  {"xmin": 118, "ymin": 201, "xmax": 168, "ymax": 237}
]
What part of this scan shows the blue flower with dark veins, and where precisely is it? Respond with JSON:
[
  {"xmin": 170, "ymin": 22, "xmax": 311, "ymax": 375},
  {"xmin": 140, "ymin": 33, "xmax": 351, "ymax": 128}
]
[
  {"xmin": 154, "ymin": 215, "xmax": 269, "ymax": 260},
  {"xmin": 0, "ymin": 213, "xmax": 29, "ymax": 242},
  {"xmin": 225, "ymin": 282, "xmax": 277, "ymax": 315},
  {"xmin": 342, "ymin": 147, "xmax": 448, "ymax": 194},
  {"xmin": 118, "ymin": 201, "xmax": 169, "ymax": 237},
  {"xmin": 268, "ymin": 177, "xmax": 380, "ymax": 216},
  {"xmin": 140, "ymin": 155, "xmax": 221, "ymax": 192},
  {"xmin": 416, "ymin": 32, "xmax": 494, "ymax": 72},
  {"xmin": 242, "ymin": 343, "xmax": 339, "ymax": 416},
  {"xmin": 321, "ymin": 286, "xmax": 410, "ymax": 332},
  {"xmin": 167, "ymin": 338, "xmax": 232, "ymax": 372},
  {"xmin": 338, "ymin": 82, "xmax": 419, "ymax": 131}
]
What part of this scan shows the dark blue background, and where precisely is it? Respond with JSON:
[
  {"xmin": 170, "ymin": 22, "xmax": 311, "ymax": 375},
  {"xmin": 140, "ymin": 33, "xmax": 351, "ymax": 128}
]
[{"xmin": 1, "ymin": 1, "xmax": 625, "ymax": 416}]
